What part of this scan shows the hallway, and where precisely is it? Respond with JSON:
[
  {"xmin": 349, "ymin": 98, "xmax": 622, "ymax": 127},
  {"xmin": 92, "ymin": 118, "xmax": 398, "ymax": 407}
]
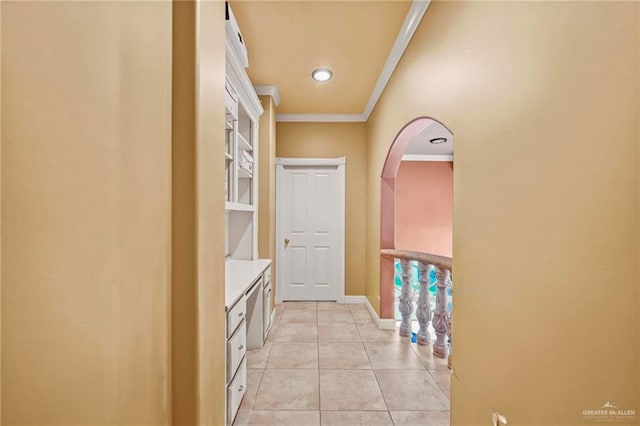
[
  {"xmin": 234, "ymin": 302, "xmax": 451, "ymax": 425},
  {"xmin": 4, "ymin": 1, "xmax": 639, "ymax": 424}
]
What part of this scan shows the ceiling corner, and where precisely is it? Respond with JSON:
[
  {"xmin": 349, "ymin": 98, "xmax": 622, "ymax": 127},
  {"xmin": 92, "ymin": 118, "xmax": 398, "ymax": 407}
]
[{"xmin": 254, "ymin": 85, "xmax": 281, "ymax": 107}]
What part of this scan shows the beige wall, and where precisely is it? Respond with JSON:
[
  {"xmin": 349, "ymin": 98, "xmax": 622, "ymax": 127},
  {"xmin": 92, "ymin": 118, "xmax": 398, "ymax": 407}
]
[
  {"xmin": 2, "ymin": 2, "xmax": 172, "ymax": 424},
  {"xmin": 1, "ymin": 4, "xmax": 3, "ymax": 419},
  {"xmin": 2, "ymin": 1, "xmax": 227, "ymax": 424},
  {"xmin": 172, "ymin": 1, "xmax": 226, "ymax": 425},
  {"xmin": 277, "ymin": 122, "xmax": 367, "ymax": 296},
  {"xmin": 195, "ymin": 3, "xmax": 226, "ymax": 423},
  {"xmin": 366, "ymin": 2, "xmax": 639, "ymax": 424},
  {"xmin": 258, "ymin": 96, "xmax": 276, "ymax": 276}
]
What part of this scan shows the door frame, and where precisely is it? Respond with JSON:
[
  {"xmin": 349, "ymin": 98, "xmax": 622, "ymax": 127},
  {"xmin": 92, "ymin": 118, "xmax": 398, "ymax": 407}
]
[{"xmin": 275, "ymin": 157, "xmax": 346, "ymax": 303}]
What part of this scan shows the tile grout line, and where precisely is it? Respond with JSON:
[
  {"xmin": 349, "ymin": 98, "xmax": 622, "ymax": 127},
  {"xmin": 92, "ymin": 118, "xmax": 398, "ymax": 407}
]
[
  {"xmin": 245, "ymin": 303, "xmax": 449, "ymax": 425},
  {"xmin": 356, "ymin": 316, "xmax": 396, "ymax": 425},
  {"xmin": 425, "ymin": 368, "xmax": 451, "ymax": 401}
]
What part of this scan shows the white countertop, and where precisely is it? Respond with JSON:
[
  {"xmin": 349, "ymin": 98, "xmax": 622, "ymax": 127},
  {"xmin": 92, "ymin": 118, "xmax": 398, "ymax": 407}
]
[{"xmin": 225, "ymin": 258, "xmax": 272, "ymax": 309}]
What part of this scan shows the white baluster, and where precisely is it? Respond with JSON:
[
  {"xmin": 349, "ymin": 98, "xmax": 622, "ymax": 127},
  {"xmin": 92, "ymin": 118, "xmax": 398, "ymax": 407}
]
[
  {"xmin": 398, "ymin": 259, "xmax": 414, "ymax": 337},
  {"xmin": 432, "ymin": 266, "xmax": 450, "ymax": 358},
  {"xmin": 415, "ymin": 262, "xmax": 432, "ymax": 345}
]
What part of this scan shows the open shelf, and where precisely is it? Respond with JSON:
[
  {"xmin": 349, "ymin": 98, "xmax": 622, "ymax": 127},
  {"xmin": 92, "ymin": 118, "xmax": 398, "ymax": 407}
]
[
  {"xmin": 237, "ymin": 166, "xmax": 253, "ymax": 179},
  {"xmin": 238, "ymin": 102, "xmax": 252, "ymax": 143},
  {"xmin": 237, "ymin": 134, "xmax": 252, "ymax": 152},
  {"xmin": 225, "ymin": 77, "xmax": 257, "ymax": 263}
]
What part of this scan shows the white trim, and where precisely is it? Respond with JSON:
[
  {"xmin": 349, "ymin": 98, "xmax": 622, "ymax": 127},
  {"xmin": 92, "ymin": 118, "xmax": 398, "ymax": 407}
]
[
  {"xmin": 275, "ymin": 157, "xmax": 346, "ymax": 167},
  {"xmin": 254, "ymin": 85, "xmax": 281, "ymax": 107},
  {"xmin": 274, "ymin": 0, "xmax": 430, "ymax": 123},
  {"xmin": 275, "ymin": 158, "xmax": 346, "ymax": 304},
  {"xmin": 275, "ymin": 164, "xmax": 283, "ymax": 304},
  {"xmin": 226, "ymin": 37, "xmax": 264, "ymax": 120},
  {"xmin": 339, "ymin": 295, "xmax": 367, "ymax": 304},
  {"xmin": 323, "ymin": 294, "xmax": 398, "ymax": 331},
  {"xmin": 402, "ymin": 154, "xmax": 454, "ymax": 162},
  {"xmin": 362, "ymin": 0, "xmax": 430, "ymax": 119},
  {"xmin": 276, "ymin": 113, "xmax": 366, "ymax": 123},
  {"xmin": 252, "ymin": 119, "xmax": 260, "ymax": 259},
  {"xmin": 336, "ymin": 160, "xmax": 346, "ymax": 304},
  {"xmin": 365, "ymin": 298, "xmax": 397, "ymax": 330}
]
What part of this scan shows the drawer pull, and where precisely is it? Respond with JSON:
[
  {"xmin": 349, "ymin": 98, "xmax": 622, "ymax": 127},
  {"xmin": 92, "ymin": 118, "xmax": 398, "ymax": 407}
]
[
  {"xmin": 238, "ymin": 385, "xmax": 244, "ymax": 392},
  {"xmin": 238, "ymin": 345, "xmax": 244, "ymax": 350},
  {"xmin": 238, "ymin": 312, "xmax": 244, "ymax": 317}
]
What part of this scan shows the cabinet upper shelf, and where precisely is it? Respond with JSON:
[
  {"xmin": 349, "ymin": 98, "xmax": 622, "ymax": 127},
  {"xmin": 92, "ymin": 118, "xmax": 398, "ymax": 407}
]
[
  {"xmin": 237, "ymin": 167, "xmax": 253, "ymax": 179},
  {"xmin": 237, "ymin": 134, "xmax": 252, "ymax": 152},
  {"xmin": 226, "ymin": 202, "xmax": 255, "ymax": 212}
]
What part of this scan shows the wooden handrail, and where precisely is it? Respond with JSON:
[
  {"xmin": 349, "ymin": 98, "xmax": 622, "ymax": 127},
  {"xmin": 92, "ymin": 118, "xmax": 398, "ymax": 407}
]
[{"xmin": 380, "ymin": 249, "xmax": 452, "ymax": 271}]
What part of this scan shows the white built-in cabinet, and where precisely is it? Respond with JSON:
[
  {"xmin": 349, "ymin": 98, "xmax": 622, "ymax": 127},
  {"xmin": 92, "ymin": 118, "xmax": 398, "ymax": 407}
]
[
  {"xmin": 224, "ymin": 3, "xmax": 273, "ymax": 425},
  {"xmin": 225, "ymin": 79, "xmax": 259, "ymax": 260}
]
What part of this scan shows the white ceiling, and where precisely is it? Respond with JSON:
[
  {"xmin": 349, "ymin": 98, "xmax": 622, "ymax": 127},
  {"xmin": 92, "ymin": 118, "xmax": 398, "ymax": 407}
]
[{"xmin": 404, "ymin": 120, "xmax": 453, "ymax": 156}]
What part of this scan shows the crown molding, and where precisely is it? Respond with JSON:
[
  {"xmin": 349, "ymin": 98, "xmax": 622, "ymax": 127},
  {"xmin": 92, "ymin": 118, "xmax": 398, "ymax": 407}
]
[
  {"xmin": 402, "ymin": 154, "xmax": 453, "ymax": 162},
  {"xmin": 363, "ymin": 0, "xmax": 430, "ymax": 120},
  {"xmin": 276, "ymin": 113, "xmax": 367, "ymax": 123},
  {"xmin": 274, "ymin": 0, "xmax": 430, "ymax": 123},
  {"xmin": 254, "ymin": 85, "xmax": 281, "ymax": 107}
]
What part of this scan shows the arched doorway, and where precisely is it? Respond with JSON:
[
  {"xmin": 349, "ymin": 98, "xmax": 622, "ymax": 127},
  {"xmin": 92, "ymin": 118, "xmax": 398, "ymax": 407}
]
[{"xmin": 379, "ymin": 117, "xmax": 453, "ymax": 320}]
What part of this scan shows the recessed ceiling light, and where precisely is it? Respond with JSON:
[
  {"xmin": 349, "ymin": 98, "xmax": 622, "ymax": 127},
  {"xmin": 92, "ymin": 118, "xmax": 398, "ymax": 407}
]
[
  {"xmin": 430, "ymin": 137, "xmax": 448, "ymax": 144},
  {"xmin": 312, "ymin": 68, "xmax": 333, "ymax": 82}
]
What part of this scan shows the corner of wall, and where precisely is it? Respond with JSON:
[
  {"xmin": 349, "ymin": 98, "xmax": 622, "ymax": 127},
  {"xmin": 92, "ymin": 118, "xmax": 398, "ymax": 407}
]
[{"xmin": 171, "ymin": 1, "xmax": 226, "ymax": 425}]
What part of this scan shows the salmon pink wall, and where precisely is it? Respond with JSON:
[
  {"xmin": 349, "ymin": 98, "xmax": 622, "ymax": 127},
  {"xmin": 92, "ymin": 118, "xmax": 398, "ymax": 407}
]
[{"xmin": 395, "ymin": 161, "xmax": 453, "ymax": 257}]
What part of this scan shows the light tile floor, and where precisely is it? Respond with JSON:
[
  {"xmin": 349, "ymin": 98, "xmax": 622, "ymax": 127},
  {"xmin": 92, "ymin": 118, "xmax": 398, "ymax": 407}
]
[{"xmin": 234, "ymin": 302, "xmax": 450, "ymax": 426}]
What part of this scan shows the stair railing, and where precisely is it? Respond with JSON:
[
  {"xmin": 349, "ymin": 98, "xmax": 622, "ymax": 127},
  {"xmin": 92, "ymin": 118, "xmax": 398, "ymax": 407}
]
[{"xmin": 381, "ymin": 249, "xmax": 453, "ymax": 366}]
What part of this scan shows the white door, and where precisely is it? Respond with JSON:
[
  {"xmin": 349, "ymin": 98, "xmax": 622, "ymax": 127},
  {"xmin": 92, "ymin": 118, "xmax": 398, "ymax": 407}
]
[{"xmin": 276, "ymin": 158, "xmax": 345, "ymax": 302}]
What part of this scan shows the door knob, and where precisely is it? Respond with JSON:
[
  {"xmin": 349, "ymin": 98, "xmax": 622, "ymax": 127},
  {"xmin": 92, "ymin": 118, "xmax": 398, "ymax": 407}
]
[{"xmin": 284, "ymin": 238, "xmax": 290, "ymax": 247}]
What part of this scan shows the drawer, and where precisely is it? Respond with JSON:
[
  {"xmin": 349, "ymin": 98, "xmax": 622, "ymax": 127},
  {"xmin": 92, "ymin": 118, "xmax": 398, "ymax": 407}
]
[
  {"xmin": 227, "ymin": 296, "xmax": 246, "ymax": 337},
  {"xmin": 227, "ymin": 357, "xmax": 247, "ymax": 425},
  {"xmin": 227, "ymin": 322, "xmax": 246, "ymax": 383}
]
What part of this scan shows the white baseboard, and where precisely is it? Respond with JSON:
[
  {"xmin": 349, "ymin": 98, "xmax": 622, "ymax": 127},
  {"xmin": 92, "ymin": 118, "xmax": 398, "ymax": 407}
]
[
  {"xmin": 340, "ymin": 295, "xmax": 367, "ymax": 304},
  {"xmin": 364, "ymin": 297, "xmax": 396, "ymax": 330},
  {"xmin": 338, "ymin": 295, "xmax": 396, "ymax": 330},
  {"xmin": 279, "ymin": 295, "xmax": 396, "ymax": 331}
]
